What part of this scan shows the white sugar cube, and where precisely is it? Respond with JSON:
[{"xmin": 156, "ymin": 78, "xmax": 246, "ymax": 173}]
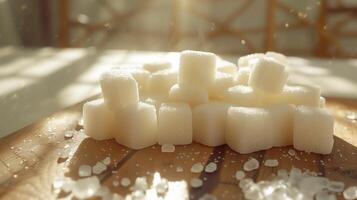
[
  {"xmin": 147, "ymin": 69, "xmax": 177, "ymax": 101},
  {"xmin": 100, "ymin": 69, "xmax": 139, "ymax": 110},
  {"xmin": 226, "ymin": 107, "xmax": 274, "ymax": 154},
  {"xmin": 269, "ymin": 84, "xmax": 321, "ymax": 107},
  {"xmin": 141, "ymin": 97, "xmax": 161, "ymax": 115},
  {"xmin": 223, "ymin": 85, "xmax": 264, "ymax": 107},
  {"xmin": 235, "ymin": 68, "xmax": 251, "ymax": 85},
  {"xmin": 265, "ymin": 51, "xmax": 289, "ymax": 66},
  {"xmin": 115, "ymin": 102, "xmax": 157, "ymax": 150},
  {"xmin": 193, "ymin": 102, "xmax": 229, "ymax": 146},
  {"xmin": 169, "ymin": 84, "xmax": 208, "ymax": 107},
  {"xmin": 158, "ymin": 103, "xmax": 192, "ymax": 145},
  {"xmin": 209, "ymin": 72, "xmax": 236, "ymax": 99},
  {"xmin": 143, "ymin": 60, "xmax": 171, "ymax": 73},
  {"xmin": 83, "ymin": 99, "xmax": 116, "ymax": 140},
  {"xmin": 121, "ymin": 67, "xmax": 150, "ymax": 94},
  {"xmin": 217, "ymin": 59, "xmax": 238, "ymax": 76},
  {"xmin": 269, "ymin": 104, "xmax": 295, "ymax": 147},
  {"xmin": 248, "ymin": 57, "xmax": 288, "ymax": 93},
  {"xmin": 319, "ymin": 96, "xmax": 326, "ymax": 108},
  {"xmin": 293, "ymin": 106, "xmax": 334, "ymax": 154},
  {"xmin": 237, "ymin": 53, "xmax": 264, "ymax": 68},
  {"xmin": 179, "ymin": 50, "xmax": 216, "ymax": 88}
]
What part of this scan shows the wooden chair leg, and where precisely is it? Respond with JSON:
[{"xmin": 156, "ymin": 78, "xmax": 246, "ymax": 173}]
[
  {"xmin": 58, "ymin": 0, "xmax": 70, "ymax": 47},
  {"xmin": 266, "ymin": 0, "xmax": 277, "ymax": 52},
  {"xmin": 315, "ymin": 0, "xmax": 329, "ymax": 57}
]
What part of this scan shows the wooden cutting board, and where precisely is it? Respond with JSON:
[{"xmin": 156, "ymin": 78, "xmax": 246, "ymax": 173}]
[{"xmin": 0, "ymin": 97, "xmax": 356, "ymax": 200}]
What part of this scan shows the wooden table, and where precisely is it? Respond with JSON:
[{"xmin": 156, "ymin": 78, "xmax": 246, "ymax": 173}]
[{"xmin": 0, "ymin": 96, "xmax": 356, "ymax": 200}]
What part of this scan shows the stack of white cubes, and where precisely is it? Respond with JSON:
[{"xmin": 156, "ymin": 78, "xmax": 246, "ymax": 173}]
[{"xmin": 83, "ymin": 50, "xmax": 334, "ymax": 154}]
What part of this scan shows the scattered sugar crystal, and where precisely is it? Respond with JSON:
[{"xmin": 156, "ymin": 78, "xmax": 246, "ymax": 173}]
[
  {"xmin": 199, "ymin": 193, "xmax": 217, "ymax": 200},
  {"xmin": 64, "ymin": 130, "xmax": 74, "ymax": 139},
  {"xmin": 204, "ymin": 162, "xmax": 217, "ymax": 173},
  {"xmin": 277, "ymin": 169, "xmax": 288, "ymax": 179},
  {"xmin": 328, "ymin": 181, "xmax": 345, "ymax": 192},
  {"xmin": 165, "ymin": 180, "xmax": 189, "ymax": 200},
  {"xmin": 298, "ymin": 176, "xmax": 329, "ymax": 197},
  {"xmin": 343, "ymin": 186, "xmax": 357, "ymax": 200},
  {"xmin": 72, "ymin": 176, "xmax": 100, "ymax": 199},
  {"xmin": 191, "ymin": 163, "xmax": 204, "ymax": 173},
  {"xmin": 264, "ymin": 159, "xmax": 279, "ymax": 167},
  {"xmin": 238, "ymin": 178, "xmax": 254, "ymax": 191},
  {"xmin": 243, "ymin": 158, "xmax": 259, "ymax": 171},
  {"xmin": 112, "ymin": 180, "xmax": 119, "ymax": 187},
  {"xmin": 315, "ymin": 190, "xmax": 336, "ymax": 200},
  {"xmin": 176, "ymin": 166, "xmax": 183, "ymax": 172},
  {"xmin": 95, "ymin": 185, "xmax": 111, "ymax": 199},
  {"xmin": 61, "ymin": 177, "xmax": 75, "ymax": 193},
  {"xmin": 53, "ymin": 177, "xmax": 67, "ymax": 189},
  {"xmin": 161, "ymin": 144, "xmax": 175, "ymax": 153},
  {"xmin": 190, "ymin": 178, "xmax": 203, "ymax": 188},
  {"xmin": 156, "ymin": 180, "xmax": 168, "ymax": 194},
  {"xmin": 112, "ymin": 193, "xmax": 124, "ymax": 200},
  {"xmin": 132, "ymin": 177, "xmax": 148, "ymax": 191},
  {"xmin": 153, "ymin": 172, "xmax": 161, "ymax": 185},
  {"xmin": 244, "ymin": 188, "xmax": 263, "ymax": 200},
  {"xmin": 102, "ymin": 157, "xmax": 111, "ymax": 165},
  {"xmin": 59, "ymin": 148, "xmax": 71, "ymax": 159},
  {"xmin": 237, "ymin": 167, "xmax": 349, "ymax": 200},
  {"xmin": 288, "ymin": 149, "xmax": 296, "ymax": 156},
  {"xmin": 92, "ymin": 162, "xmax": 107, "ymax": 174},
  {"xmin": 152, "ymin": 172, "xmax": 168, "ymax": 194},
  {"xmin": 79, "ymin": 165, "xmax": 92, "ymax": 177},
  {"xmin": 290, "ymin": 167, "xmax": 302, "ymax": 175},
  {"xmin": 235, "ymin": 170, "xmax": 245, "ymax": 181},
  {"xmin": 146, "ymin": 188, "xmax": 160, "ymax": 199},
  {"xmin": 121, "ymin": 177, "xmax": 131, "ymax": 187},
  {"xmin": 131, "ymin": 190, "xmax": 145, "ymax": 199}
]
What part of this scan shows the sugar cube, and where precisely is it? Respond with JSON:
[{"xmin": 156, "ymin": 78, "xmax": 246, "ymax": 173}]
[
  {"xmin": 121, "ymin": 67, "xmax": 150, "ymax": 94},
  {"xmin": 248, "ymin": 57, "xmax": 288, "ymax": 93},
  {"xmin": 217, "ymin": 59, "xmax": 238, "ymax": 76},
  {"xmin": 193, "ymin": 102, "xmax": 230, "ymax": 146},
  {"xmin": 237, "ymin": 53, "xmax": 264, "ymax": 68},
  {"xmin": 209, "ymin": 72, "xmax": 236, "ymax": 99},
  {"xmin": 99, "ymin": 69, "xmax": 139, "ymax": 110},
  {"xmin": 235, "ymin": 67, "xmax": 251, "ymax": 85},
  {"xmin": 83, "ymin": 99, "xmax": 116, "ymax": 140},
  {"xmin": 269, "ymin": 84, "xmax": 321, "ymax": 107},
  {"xmin": 293, "ymin": 106, "xmax": 334, "ymax": 154},
  {"xmin": 115, "ymin": 102, "xmax": 158, "ymax": 149},
  {"xmin": 179, "ymin": 50, "xmax": 216, "ymax": 88},
  {"xmin": 265, "ymin": 51, "xmax": 289, "ymax": 66},
  {"xmin": 268, "ymin": 104, "xmax": 295, "ymax": 147},
  {"xmin": 158, "ymin": 103, "xmax": 192, "ymax": 145},
  {"xmin": 143, "ymin": 60, "xmax": 171, "ymax": 73},
  {"xmin": 169, "ymin": 84, "xmax": 208, "ymax": 107},
  {"xmin": 225, "ymin": 106, "xmax": 274, "ymax": 153},
  {"xmin": 223, "ymin": 85, "xmax": 264, "ymax": 107},
  {"xmin": 141, "ymin": 97, "xmax": 161, "ymax": 115},
  {"xmin": 147, "ymin": 69, "xmax": 177, "ymax": 100}
]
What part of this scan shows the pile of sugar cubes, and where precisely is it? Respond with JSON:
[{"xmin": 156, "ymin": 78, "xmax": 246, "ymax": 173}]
[{"xmin": 83, "ymin": 50, "xmax": 334, "ymax": 154}]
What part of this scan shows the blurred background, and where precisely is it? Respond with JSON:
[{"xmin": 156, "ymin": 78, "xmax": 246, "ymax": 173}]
[
  {"xmin": 1, "ymin": 0, "xmax": 357, "ymax": 138},
  {"xmin": 1, "ymin": 0, "xmax": 357, "ymax": 57}
]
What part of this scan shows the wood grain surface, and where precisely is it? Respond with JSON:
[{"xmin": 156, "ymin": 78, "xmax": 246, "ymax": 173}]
[{"xmin": 0, "ymin": 97, "xmax": 356, "ymax": 200}]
